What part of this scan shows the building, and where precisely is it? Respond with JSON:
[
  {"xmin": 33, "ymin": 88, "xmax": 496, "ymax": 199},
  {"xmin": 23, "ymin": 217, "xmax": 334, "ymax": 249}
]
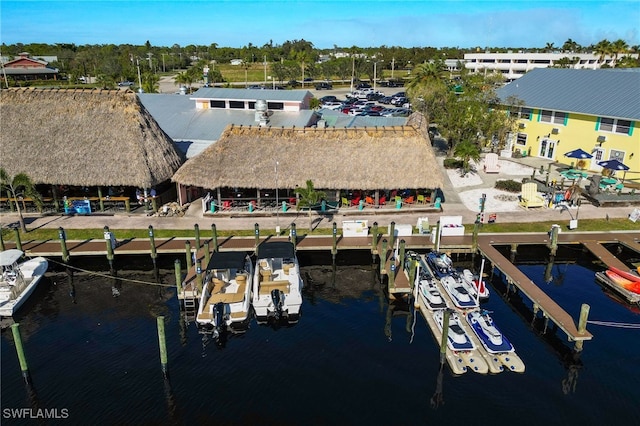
[
  {"xmin": 496, "ymin": 68, "xmax": 639, "ymax": 179},
  {"xmin": 465, "ymin": 52, "xmax": 619, "ymax": 81},
  {"xmin": 1, "ymin": 52, "xmax": 60, "ymax": 81}
]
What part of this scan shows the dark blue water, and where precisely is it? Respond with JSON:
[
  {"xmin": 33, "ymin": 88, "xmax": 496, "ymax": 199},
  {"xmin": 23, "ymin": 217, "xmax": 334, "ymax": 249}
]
[{"xmin": 2, "ymin": 253, "xmax": 640, "ymax": 425}]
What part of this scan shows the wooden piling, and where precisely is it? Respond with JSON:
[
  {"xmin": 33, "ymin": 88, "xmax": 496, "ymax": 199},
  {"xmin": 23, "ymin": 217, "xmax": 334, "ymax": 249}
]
[
  {"xmin": 371, "ymin": 222, "xmax": 379, "ymax": 255},
  {"xmin": 148, "ymin": 225, "xmax": 157, "ymax": 266},
  {"xmin": 254, "ymin": 223, "xmax": 260, "ymax": 249},
  {"xmin": 389, "ymin": 221, "xmax": 396, "ymax": 250},
  {"xmin": 203, "ymin": 242, "xmax": 210, "ymax": 267},
  {"xmin": 103, "ymin": 226, "xmax": 114, "ymax": 273},
  {"xmin": 399, "ymin": 239, "xmax": 406, "ymax": 272},
  {"xmin": 549, "ymin": 225, "xmax": 560, "ymax": 256},
  {"xmin": 174, "ymin": 259, "xmax": 182, "ymax": 296},
  {"xmin": 195, "ymin": 260, "xmax": 203, "ymax": 294},
  {"xmin": 211, "ymin": 224, "xmax": 218, "ymax": 253},
  {"xmin": 194, "ymin": 224, "xmax": 201, "ymax": 249},
  {"xmin": 291, "ymin": 223, "xmax": 297, "ymax": 251},
  {"xmin": 408, "ymin": 255, "xmax": 417, "ymax": 291},
  {"xmin": 331, "ymin": 222, "xmax": 337, "ymax": 259},
  {"xmin": 439, "ymin": 309, "xmax": 450, "ymax": 364},
  {"xmin": 11, "ymin": 323, "xmax": 30, "ymax": 383},
  {"xmin": 185, "ymin": 241, "xmax": 192, "ymax": 271},
  {"xmin": 380, "ymin": 239, "xmax": 388, "ymax": 275},
  {"xmin": 58, "ymin": 227, "xmax": 70, "ymax": 263},
  {"xmin": 156, "ymin": 316, "xmax": 168, "ymax": 378},
  {"xmin": 574, "ymin": 304, "xmax": 590, "ymax": 352},
  {"xmin": 98, "ymin": 187, "xmax": 104, "ymax": 212},
  {"xmin": 472, "ymin": 222, "xmax": 479, "ymax": 252},
  {"xmin": 13, "ymin": 228, "xmax": 22, "ymax": 252}
]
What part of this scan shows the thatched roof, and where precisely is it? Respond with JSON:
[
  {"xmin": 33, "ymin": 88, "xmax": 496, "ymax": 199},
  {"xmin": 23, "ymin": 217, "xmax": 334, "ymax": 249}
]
[
  {"xmin": 172, "ymin": 113, "xmax": 444, "ymax": 190},
  {"xmin": 0, "ymin": 88, "xmax": 184, "ymax": 188}
]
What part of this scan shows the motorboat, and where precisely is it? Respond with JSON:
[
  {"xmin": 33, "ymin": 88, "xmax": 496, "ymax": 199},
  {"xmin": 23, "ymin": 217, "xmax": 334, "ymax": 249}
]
[
  {"xmin": 605, "ymin": 270, "xmax": 640, "ymax": 294},
  {"xmin": 608, "ymin": 266, "xmax": 640, "ymax": 284},
  {"xmin": 426, "ymin": 251, "xmax": 455, "ymax": 278},
  {"xmin": 466, "ymin": 310, "xmax": 514, "ymax": 353},
  {"xmin": 196, "ymin": 251, "xmax": 254, "ymax": 337},
  {"xmin": 0, "ymin": 249, "xmax": 48, "ymax": 317},
  {"xmin": 461, "ymin": 269, "xmax": 490, "ymax": 300},
  {"xmin": 253, "ymin": 241, "xmax": 303, "ymax": 324},
  {"xmin": 440, "ymin": 275, "xmax": 478, "ymax": 309},
  {"xmin": 413, "ymin": 255, "xmax": 447, "ymax": 310},
  {"xmin": 433, "ymin": 309, "xmax": 475, "ymax": 351}
]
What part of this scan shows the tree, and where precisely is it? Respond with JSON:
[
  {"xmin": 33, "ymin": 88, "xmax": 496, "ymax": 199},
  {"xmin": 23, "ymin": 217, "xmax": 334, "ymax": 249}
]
[
  {"xmin": 610, "ymin": 39, "xmax": 629, "ymax": 66},
  {"xmin": 453, "ymin": 139, "xmax": 481, "ymax": 175},
  {"xmin": 0, "ymin": 169, "xmax": 42, "ymax": 233},
  {"xmin": 142, "ymin": 71, "xmax": 159, "ymax": 93},
  {"xmin": 593, "ymin": 39, "xmax": 612, "ymax": 62},
  {"xmin": 294, "ymin": 180, "xmax": 326, "ymax": 231}
]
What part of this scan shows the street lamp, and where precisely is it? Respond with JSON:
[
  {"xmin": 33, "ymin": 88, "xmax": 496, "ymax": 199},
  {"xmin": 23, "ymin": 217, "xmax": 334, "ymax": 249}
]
[{"xmin": 275, "ymin": 161, "xmax": 280, "ymax": 234}]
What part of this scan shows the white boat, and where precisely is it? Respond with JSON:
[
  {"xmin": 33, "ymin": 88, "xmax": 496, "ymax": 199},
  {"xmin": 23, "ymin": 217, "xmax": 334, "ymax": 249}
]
[
  {"xmin": 440, "ymin": 275, "xmax": 479, "ymax": 309},
  {"xmin": 414, "ymin": 255, "xmax": 447, "ymax": 310},
  {"xmin": 196, "ymin": 251, "xmax": 254, "ymax": 337},
  {"xmin": 466, "ymin": 310, "xmax": 514, "ymax": 354},
  {"xmin": 253, "ymin": 241, "xmax": 303, "ymax": 323},
  {"xmin": 461, "ymin": 269, "xmax": 490, "ymax": 300},
  {"xmin": 426, "ymin": 251, "xmax": 454, "ymax": 278},
  {"xmin": 0, "ymin": 249, "xmax": 48, "ymax": 317},
  {"xmin": 433, "ymin": 309, "xmax": 475, "ymax": 351}
]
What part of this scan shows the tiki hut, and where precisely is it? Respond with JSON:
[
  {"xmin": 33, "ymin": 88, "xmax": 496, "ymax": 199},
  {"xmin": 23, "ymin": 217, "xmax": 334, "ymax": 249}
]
[
  {"xmin": 0, "ymin": 88, "xmax": 184, "ymax": 189},
  {"xmin": 172, "ymin": 112, "xmax": 444, "ymax": 206}
]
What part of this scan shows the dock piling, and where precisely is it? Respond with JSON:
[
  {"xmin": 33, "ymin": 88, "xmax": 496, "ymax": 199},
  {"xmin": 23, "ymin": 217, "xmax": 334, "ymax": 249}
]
[
  {"xmin": 13, "ymin": 228, "xmax": 22, "ymax": 252},
  {"xmin": 399, "ymin": 240, "xmax": 406, "ymax": 272},
  {"xmin": 11, "ymin": 323, "xmax": 30, "ymax": 383},
  {"xmin": 174, "ymin": 259, "xmax": 182, "ymax": 296},
  {"xmin": 203, "ymin": 241, "xmax": 210, "ymax": 266},
  {"xmin": 58, "ymin": 227, "xmax": 69, "ymax": 263},
  {"xmin": 195, "ymin": 260, "xmax": 203, "ymax": 294},
  {"xmin": 103, "ymin": 226, "xmax": 115, "ymax": 274},
  {"xmin": 380, "ymin": 239, "xmax": 388, "ymax": 275},
  {"xmin": 291, "ymin": 223, "xmax": 297, "ymax": 251},
  {"xmin": 549, "ymin": 224, "xmax": 560, "ymax": 256},
  {"xmin": 148, "ymin": 226, "xmax": 157, "ymax": 267},
  {"xmin": 575, "ymin": 304, "xmax": 590, "ymax": 352},
  {"xmin": 194, "ymin": 224, "xmax": 201, "ymax": 249},
  {"xmin": 389, "ymin": 222, "xmax": 396, "ymax": 250},
  {"xmin": 185, "ymin": 241, "xmax": 192, "ymax": 271},
  {"xmin": 254, "ymin": 223, "xmax": 260, "ymax": 249},
  {"xmin": 331, "ymin": 222, "xmax": 337, "ymax": 260},
  {"xmin": 371, "ymin": 222, "xmax": 379, "ymax": 255},
  {"xmin": 211, "ymin": 224, "xmax": 218, "ymax": 253},
  {"xmin": 439, "ymin": 309, "xmax": 451, "ymax": 364},
  {"xmin": 156, "ymin": 316, "xmax": 168, "ymax": 378}
]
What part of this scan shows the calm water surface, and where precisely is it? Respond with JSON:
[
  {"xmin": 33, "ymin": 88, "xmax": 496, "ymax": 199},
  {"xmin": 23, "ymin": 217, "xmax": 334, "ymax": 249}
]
[{"xmin": 1, "ymin": 251, "xmax": 639, "ymax": 425}]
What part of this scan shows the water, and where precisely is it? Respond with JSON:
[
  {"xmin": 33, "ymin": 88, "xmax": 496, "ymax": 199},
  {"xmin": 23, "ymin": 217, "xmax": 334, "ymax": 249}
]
[{"xmin": 2, "ymin": 251, "xmax": 640, "ymax": 425}]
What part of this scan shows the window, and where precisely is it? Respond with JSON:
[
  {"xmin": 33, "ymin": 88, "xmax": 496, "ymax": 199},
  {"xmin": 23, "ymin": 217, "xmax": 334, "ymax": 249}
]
[
  {"xmin": 209, "ymin": 100, "xmax": 225, "ymax": 108},
  {"xmin": 229, "ymin": 100, "xmax": 245, "ymax": 109},
  {"xmin": 267, "ymin": 102, "xmax": 284, "ymax": 110},
  {"xmin": 520, "ymin": 107, "xmax": 532, "ymax": 120},
  {"xmin": 540, "ymin": 110, "xmax": 566, "ymax": 125},
  {"xmin": 516, "ymin": 133, "xmax": 527, "ymax": 146},
  {"xmin": 599, "ymin": 117, "xmax": 632, "ymax": 135}
]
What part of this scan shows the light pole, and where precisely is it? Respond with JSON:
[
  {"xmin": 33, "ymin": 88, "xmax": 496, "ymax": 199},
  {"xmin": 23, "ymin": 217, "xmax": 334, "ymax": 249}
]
[
  {"xmin": 350, "ymin": 54, "xmax": 355, "ymax": 93},
  {"xmin": 275, "ymin": 161, "xmax": 280, "ymax": 234},
  {"xmin": 136, "ymin": 58, "xmax": 143, "ymax": 93}
]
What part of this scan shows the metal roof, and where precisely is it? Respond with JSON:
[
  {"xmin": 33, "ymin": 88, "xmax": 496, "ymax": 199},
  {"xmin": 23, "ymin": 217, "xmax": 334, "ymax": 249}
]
[
  {"xmin": 318, "ymin": 108, "xmax": 408, "ymax": 127},
  {"xmin": 138, "ymin": 93, "xmax": 316, "ymax": 158},
  {"xmin": 496, "ymin": 68, "xmax": 640, "ymax": 120},
  {"xmin": 190, "ymin": 87, "xmax": 311, "ymax": 102}
]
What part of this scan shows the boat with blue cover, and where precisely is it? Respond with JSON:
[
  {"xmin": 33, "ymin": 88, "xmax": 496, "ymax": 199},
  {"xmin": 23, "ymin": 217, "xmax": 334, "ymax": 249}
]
[
  {"xmin": 440, "ymin": 274, "xmax": 479, "ymax": 309},
  {"xmin": 466, "ymin": 310, "xmax": 514, "ymax": 353},
  {"xmin": 433, "ymin": 309, "xmax": 475, "ymax": 351},
  {"xmin": 426, "ymin": 251, "xmax": 455, "ymax": 279}
]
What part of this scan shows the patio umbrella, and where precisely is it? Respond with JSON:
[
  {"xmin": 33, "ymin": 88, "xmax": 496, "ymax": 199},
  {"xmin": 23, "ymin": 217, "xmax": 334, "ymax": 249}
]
[
  {"xmin": 598, "ymin": 159, "xmax": 630, "ymax": 183},
  {"xmin": 564, "ymin": 148, "xmax": 593, "ymax": 159}
]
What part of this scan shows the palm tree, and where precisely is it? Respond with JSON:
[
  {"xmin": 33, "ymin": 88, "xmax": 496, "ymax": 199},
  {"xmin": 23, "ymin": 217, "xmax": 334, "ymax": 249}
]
[
  {"xmin": 294, "ymin": 180, "xmax": 326, "ymax": 231},
  {"xmin": 610, "ymin": 39, "xmax": 629, "ymax": 66},
  {"xmin": 0, "ymin": 168, "xmax": 42, "ymax": 233},
  {"xmin": 453, "ymin": 140, "xmax": 481, "ymax": 175},
  {"xmin": 142, "ymin": 71, "xmax": 159, "ymax": 93},
  {"xmin": 593, "ymin": 39, "xmax": 613, "ymax": 63},
  {"xmin": 407, "ymin": 60, "xmax": 446, "ymax": 90},
  {"xmin": 544, "ymin": 42, "xmax": 555, "ymax": 53}
]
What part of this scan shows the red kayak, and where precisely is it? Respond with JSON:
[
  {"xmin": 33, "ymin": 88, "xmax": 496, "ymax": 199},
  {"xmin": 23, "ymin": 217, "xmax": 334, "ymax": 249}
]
[
  {"xmin": 609, "ymin": 266, "xmax": 640, "ymax": 283},
  {"xmin": 605, "ymin": 270, "xmax": 640, "ymax": 294}
]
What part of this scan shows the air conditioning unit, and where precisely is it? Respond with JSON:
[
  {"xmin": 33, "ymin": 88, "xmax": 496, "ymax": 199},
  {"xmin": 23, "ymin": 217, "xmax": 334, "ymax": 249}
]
[
  {"xmin": 518, "ymin": 122, "xmax": 526, "ymax": 129},
  {"xmin": 551, "ymin": 128, "xmax": 560, "ymax": 135},
  {"xmin": 597, "ymin": 135, "xmax": 606, "ymax": 143}
]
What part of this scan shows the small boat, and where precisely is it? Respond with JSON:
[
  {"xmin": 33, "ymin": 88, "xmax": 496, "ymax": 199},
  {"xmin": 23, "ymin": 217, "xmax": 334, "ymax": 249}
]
[
  {"xmin": 196, "ymin": 251, "xmax": 254, "ymax": 337},
  {"xmin": 415, "ymin": 256, "xmax": 447, "ymax": 310},
  {"xmin": 433, "ymin": 309, "xmax": 475, "ymax": 351},
  {"xmin": 461, "ymin": 269, "xmax": 490, "ymax": 300},
  {"xmin": 608, "ymin": 266, "xmax": 640, "ymax": 284},
  {"xmin": 605, "ymin": 270, "xmax": 640, "ymax": 294},
  {"xmin": 466, "ymin": 310, "xmax": 514, "ymax": 353},
  {"xmin": 253, "ymin": 241, "xmax": 303, "ymax": 324},
  {"xmin": 0, "ymin": 249, "xmax": 48, "ymax": 317},
  {"xmin": 426, "ymin": 251, "xmax": 454, "ymax": 279},
  {"xmin": 440, "ymin": 275, "xmax": 478, "ymax": 309}
]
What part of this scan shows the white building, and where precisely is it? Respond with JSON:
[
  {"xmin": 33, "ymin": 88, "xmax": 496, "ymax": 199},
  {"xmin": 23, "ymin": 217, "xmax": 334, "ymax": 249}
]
[{"xmin": 464, "ymin": 52, "xmax": 618, "ymax": 81}]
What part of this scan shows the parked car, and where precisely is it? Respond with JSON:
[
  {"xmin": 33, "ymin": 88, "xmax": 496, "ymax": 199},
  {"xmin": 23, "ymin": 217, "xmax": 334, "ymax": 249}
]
[
  {"xmin": 118, "ymin": 81, "xmax": 134, "ymax": 87},
  {"xmin": 315, "ymin": 82, "xmax": 333, "ymax": 90},
  {"xmin": 304, "ymin": 77, "xmax": 314, "ymax": 82},
  {"xmin": 288, "ymin": 80, "xmax": 300, "ymax": 87},
  {"xmin": 379, "ymin": 96, "xmax": 393, "ymax": 104},
  {"xmin": 319, "ymin": 95, "xmax": 339, "ymax": 104},
  {"xmin": 391, "ymin": 96, "xmax": 408, "ymax": 106},
  {"xmin": 366, "ymin": 92, "xmax": 385, "ymax": 101},
  {"xmin": 356, "ymin": 82, "xmax": 372, "ymax": 90}
]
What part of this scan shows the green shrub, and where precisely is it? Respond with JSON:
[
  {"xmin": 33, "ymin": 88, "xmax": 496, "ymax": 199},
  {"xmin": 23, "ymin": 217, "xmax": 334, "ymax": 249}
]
[
  {"xmin": 495, "ymin": 179, "xmax": 522, "ymax": 193},
  {"xmin": 443, "ymin": 158, "xmax": 463, "ymax": 169}
]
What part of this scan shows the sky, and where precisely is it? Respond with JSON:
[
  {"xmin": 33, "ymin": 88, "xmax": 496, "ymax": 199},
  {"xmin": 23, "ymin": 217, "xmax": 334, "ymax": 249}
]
[{"xmin": 1, "ymin": 0, "xmax": 639, "ymax": 49}]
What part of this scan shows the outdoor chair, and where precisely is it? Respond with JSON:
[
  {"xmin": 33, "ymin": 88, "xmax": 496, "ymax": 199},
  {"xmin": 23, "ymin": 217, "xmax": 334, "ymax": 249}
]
[
  {"xmin": 483, "ymin": 153, "xmax": 501, "ymax": 173},
  {"xmin": 365, "ymin": 196, "xmax": 375, "ymax": 207},
  {"xmin": 379, "ymin": 195, "xmax": 387, "ymax": 206},
  {"xmin": 519, "ymin": 182, "xmax": 545, "ymax": 209},
  {"xmin": 341, "ymin": 197, "xmax": 350, "ymax": 208},
  {"xmin": 417, "ymin": 194, "xmax": 426, "ymax": 204}
]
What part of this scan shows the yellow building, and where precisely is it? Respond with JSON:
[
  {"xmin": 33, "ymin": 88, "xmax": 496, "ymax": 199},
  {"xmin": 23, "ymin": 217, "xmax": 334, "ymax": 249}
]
[{"xmin": 497, "ymin": 68, "xmax": 639, "ymax": 182}]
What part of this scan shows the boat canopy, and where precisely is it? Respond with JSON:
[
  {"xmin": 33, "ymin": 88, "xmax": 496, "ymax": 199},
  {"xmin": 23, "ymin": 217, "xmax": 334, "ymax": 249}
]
[
  {"xmin": 205, "ymin": 251, "xmax": 247, "ymax": 271},
  {"xmin": 0, "ymin": 249, "xmax": 24, "ymax": 267},
  {"xmin": 257, "ymin": 241, "xmax": 295, "ymax": 259}
]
